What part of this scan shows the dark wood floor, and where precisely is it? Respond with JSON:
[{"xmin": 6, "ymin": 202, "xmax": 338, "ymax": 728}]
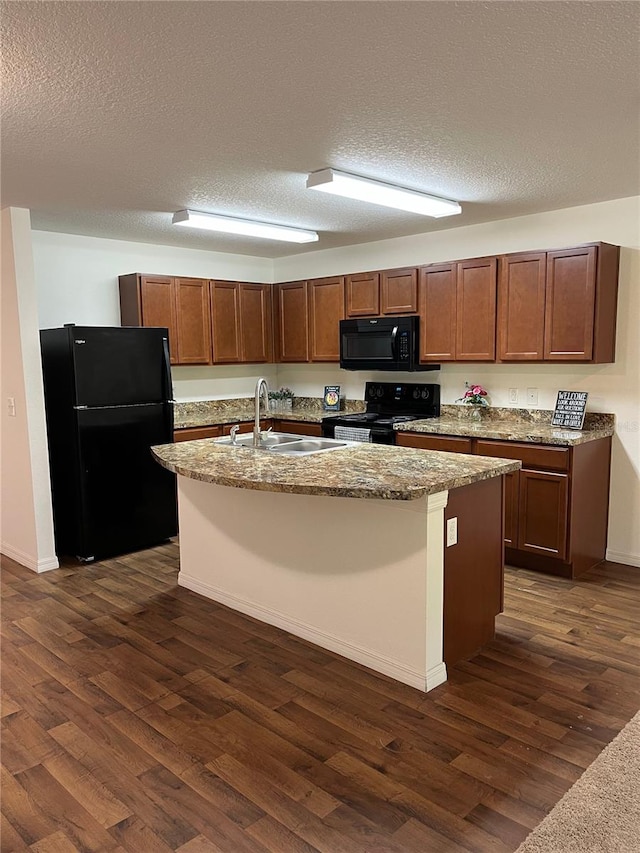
[{"xmin": 2, "ymin": 544, "xmax": 639, "ymax": 853}]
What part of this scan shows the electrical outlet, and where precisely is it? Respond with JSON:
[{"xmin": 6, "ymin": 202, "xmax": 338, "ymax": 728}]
[
  {"xmin": 508, "ymin": 388, "xmax": 518, "ymax": 405},
  {"xmin": 526, "ymin": 388, "xmax": 538, "ymax": 406},
  {"xmin": 7, "ymin": 397, "xmax": 16, "ymax": 417},
  {"xmin": 446, "ymin": 517, "xmax": 458, "ymax": 547}
]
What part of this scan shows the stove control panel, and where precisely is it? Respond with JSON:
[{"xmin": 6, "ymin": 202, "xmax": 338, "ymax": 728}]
[{"xmin": 364, "ymin": 382, "xmax": 440, "ymax": 415}]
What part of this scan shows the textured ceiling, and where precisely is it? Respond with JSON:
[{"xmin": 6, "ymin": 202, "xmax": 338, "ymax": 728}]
[{"xmin": 2, "ymin": 1, "xmax": 639, "ymax": 258}]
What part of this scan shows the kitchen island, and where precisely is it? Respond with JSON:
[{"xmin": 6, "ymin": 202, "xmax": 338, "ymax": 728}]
[{"xmin": 152, "ymin": 440, "xmax": 519, "ymax": 692}]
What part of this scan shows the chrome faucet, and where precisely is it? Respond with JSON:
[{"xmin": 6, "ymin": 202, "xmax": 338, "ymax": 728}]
[{"xmin": 254, "ymin": 377, "xmax": 269, "ymax": 447}]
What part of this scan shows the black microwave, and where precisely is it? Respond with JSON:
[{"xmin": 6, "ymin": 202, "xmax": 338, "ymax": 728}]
[{"xmin": 339, "ymin": 316, "xmax": 440, "ymax": 372}]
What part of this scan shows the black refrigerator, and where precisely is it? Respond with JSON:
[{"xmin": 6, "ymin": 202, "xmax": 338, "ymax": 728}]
[{"xmin": 40, "ymin": 324, "xmax": 178, "ymax": 562}]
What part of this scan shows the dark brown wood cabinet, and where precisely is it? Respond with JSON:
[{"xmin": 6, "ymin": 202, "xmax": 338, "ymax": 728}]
[
  {"xmin": 419, "ymin": 257, "xmax": 497, "ymax": 362},
  {"xmin": 210, "ymin": 281, "xmax": 272, "ymax": 364},
  {"xmin": 498, "ymin": 243, "xmax": 619, "ymax": 363},
  {"xmin": 308, "ymin": 277, "xmax": 345, "ymax": 361},
  {"xmin": 271, "ymin": 419, "xmax": 323, "ymax": 437},
  {"xmin": 418, "ymin": 264, "xmax": 457, "ymax": 361},
  {"xmin": 210, "ymin": 281, "xmax": 241, "ymax": 363},
  {"xmin": 345, "ymin": 272, "xmax": 380, "ymax": 317},
  {"xmin": 174, "ymin": 425, "xmax": 222, "ymax": 442},
  {"xmin": 397, "ymin": 431, "xmax": 611, "ymax": 579},
  {"xmin": 455, "ymin": 257, "xmax": 497, "ymax": 361},
  {"xmin": 275, "ymin": 281, "xmax": 310, "ymax": 363},
  {"xmin": 239, "ymin": 283, "xmax": 272, "ymax": 363},
  {"xmin": 497, "ymin": 252, "xmax": 546, "ymax": 361},
  {"xmin": 380, "ymin": 267, "xmax": 418, "ymax": 314},
  {"xmin": 344, "ymin": 267, "xmax": 417, "ymax": 318},
  {"xmin": 119, "ymin": 273, "xmax": 211, "ymax": 365}
]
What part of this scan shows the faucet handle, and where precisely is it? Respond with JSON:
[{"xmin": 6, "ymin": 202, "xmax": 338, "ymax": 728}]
[{"xmin": 230, "ymin": 424, "xmax": 240, "ymax": 445}]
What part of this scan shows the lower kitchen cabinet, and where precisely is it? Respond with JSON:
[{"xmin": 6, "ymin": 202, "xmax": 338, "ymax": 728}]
[
  {"xmin": 396, "ymin": 431, "xmax": 612, "ymax": 578},
  {"xmin": 174, "ymin": 425, "xmax": 222, "ymax": 442},
  {"xmin": 271, "ymin": 419, "xmax": 323, "ymax": 437}
]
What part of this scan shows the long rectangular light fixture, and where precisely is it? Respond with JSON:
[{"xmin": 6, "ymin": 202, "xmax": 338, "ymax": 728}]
[
  {"xmin": 306, "ymin": 169, "xmax": 461, "ymax": 218},
  {"xmin": 172, "ymin": 209, "xmax": 318, "ymax": 243}
]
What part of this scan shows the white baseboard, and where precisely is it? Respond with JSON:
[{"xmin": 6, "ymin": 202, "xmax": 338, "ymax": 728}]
[
  {"xmin": 0, "ymin": 542, "xmax": 59, "ymax": 573},
  {"xmin": 179, "ymin": 572, "xmax": 433, "ymax": 692},
  {"xmin": 606, "ymin": 548, "xmax": 640, "ymax": 568}
]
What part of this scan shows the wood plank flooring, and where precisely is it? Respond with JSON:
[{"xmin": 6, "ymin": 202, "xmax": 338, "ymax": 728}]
[{"xmin": 2, "ymin": 544, "xmax": 639, "ymax": 852}]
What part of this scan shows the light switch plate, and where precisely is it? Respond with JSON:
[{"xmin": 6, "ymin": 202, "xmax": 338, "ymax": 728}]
[{"xmin": 446, "ymin": 517, "xmax": 458, "ymax": 547}]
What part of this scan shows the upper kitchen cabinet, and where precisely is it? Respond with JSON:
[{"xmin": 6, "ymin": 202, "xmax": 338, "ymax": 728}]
[
  {"xmin": 173, "ymin": 278, "xmax": 212, "ymax": 365},
  {"xmin": 308, "ymin": 276, "xmax": 345, "ymax": 361},
  {"xmin": 119, "ymin": 274, "xmax": 211, "ymax": 365},
  {"xmin": 345, "ymin": 271, "xmax": 380, "ymax": 317},
  {"xmin": 419, "ymin": 257, "xmax": 497, "ymax": 362},
  {"xmin": 497, "ymin": 252, "xmax": 546, "ymax": 361},
  {"xmin": 274, "ymin": 281, "xmax": 310, "ymax": 362},
  {"xmin": 498, "ymin": 243, "xmax": 620, "ymax": 362},
  {"xmin": 544, "ymin": 244, "xmax": 619, "ymax": 362},
  {"xmin": 380, "ymin": 267, "xmax": 418, "ymax": 314},
  {"xmin": 210, "ymin": 281, "xmax": 272, "ymax": 364},
  {"xmin": 418, "ymin": 263, "xmax": 457, "ymax": 361}
]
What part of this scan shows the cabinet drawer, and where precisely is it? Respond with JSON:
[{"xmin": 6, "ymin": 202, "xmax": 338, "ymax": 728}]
[
  {"xmin": 396, "ymin": 433, "xmax": 473, "ymax": 453},
  {"xmin": 174, "ymin": 425, "xmax": 222, "ymax": 442},
  {"xmin": 475, "ymin": 440, "xmax": 570, "ymax": 472},
  {"xmin": 271, "ymin": 420, "xmax": 322, "ymax": 437}
]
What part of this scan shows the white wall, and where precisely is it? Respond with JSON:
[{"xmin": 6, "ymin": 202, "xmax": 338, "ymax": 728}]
[
  {"xmin": 31, "ymin": 230, "xmax": 275, "ymax": 401},
  {"xmin": 275, "ymin": 196, "xmax": 640, "ymax": 568},
  {"xmin": 32, "ymin": 230, "xmax": 273, "ymax": 328},
  {"xmin": 1, "ymin": 208, "xmax": 58, "ymax": 572}
]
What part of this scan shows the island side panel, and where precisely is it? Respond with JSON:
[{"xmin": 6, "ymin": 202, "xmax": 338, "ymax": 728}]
[
  {"xmin": 443, "ymin": 475, "xmax": 504, "ymax": 666},
  {"xmin": 176, "ymin": 478, "xmax": 449, "ymax": 692}
]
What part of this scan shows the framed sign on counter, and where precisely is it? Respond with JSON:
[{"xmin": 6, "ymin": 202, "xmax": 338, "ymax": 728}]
[
  {"xmin": 552, "ymin": 390, "xmax": 588, "ymax": 429},
  {"xmin": 323, "ymin": 385, "xmax": 341, "ymax": 411}
]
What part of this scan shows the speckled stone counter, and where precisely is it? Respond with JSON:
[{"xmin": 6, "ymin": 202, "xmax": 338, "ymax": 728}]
[
  {"xmin": 395, "ymin": 406, "xmax": 615, "ymax": 447},
  {"xmin": 152, "ymin": 440, "xmax": 520, "ymax": 500},
  {"xmin": 174, "ymin": 397, "xmax": 364, "ymax": 429}
]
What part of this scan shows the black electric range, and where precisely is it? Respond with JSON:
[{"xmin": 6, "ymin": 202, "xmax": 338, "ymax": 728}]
[{"xmin": 322, "ymin": 382, "xmax": 440, "ymax": 445}]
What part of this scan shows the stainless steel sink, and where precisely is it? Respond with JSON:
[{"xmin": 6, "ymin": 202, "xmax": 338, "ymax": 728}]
[
  {"xmin": 269, "ymin": 439, "xmax": 350, "ymax": 456},
  {"xmin": 215, "ymin": 432, "xmax": 304, "ymax": 448},
  {"xmin": 215, "ymin": 432, "xmax": 356, "ymax": 456}
]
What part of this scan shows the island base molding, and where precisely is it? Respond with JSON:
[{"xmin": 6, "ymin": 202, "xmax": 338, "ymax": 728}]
[{"xmin": 176, "ymin": 478, "xmax": 450, "ymax": 693}]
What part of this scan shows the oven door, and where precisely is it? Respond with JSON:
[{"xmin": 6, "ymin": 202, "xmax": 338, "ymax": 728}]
[{"xmin": 322, "ymin": 421, "xmax": 396, "ymax": 445}]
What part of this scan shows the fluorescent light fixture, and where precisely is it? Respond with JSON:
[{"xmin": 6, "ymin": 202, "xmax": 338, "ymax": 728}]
[
  {"xmin": 306, "ymin": 169, "xmax": 462, "ymax": 218},
  {"xmin": 172, "ymin": 209, "xmax": 319, "ymax": 243}
]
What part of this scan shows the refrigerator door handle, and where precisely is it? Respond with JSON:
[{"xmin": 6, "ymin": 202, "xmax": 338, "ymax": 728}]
[{"xmin": 162, "ymin": 335, "xmax": 173, "ymax": 401}]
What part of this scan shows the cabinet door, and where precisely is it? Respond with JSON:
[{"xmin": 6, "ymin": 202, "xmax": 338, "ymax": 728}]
[
  {"xmin": 174, "ymin": 426, "xmax": 222, "ymax": 442},
  {"xmin": 503, "ymin": 470, "xmax": 520, "ymax": 548},
  {"xmin": 211, "ymin": 281, "xmax": 241, "ymax": 363},
  {"xmin": 396, "ymin": 433, "xmax": 472, "ymax": 453},
  {"xmin": 455, "ymin": 257, "xmax": 497, "ymax": 360},
  {"xmin": 275, "ymin": 282, "xmax": 309, "ymax": 362},
  {"xmin": 380, "ymin": 268, "xmax": 418, "ymax": 314},
  {"xmin": 174, "ymin": 278, "xmax": 212, "ymax": 364},
  {"xmin": 517, "ymin": 469, "xmax": 568, "ymax": 559},
  {"xmin": 345, "ymin": 272, "xmax": 380, "ymax": 317},
  {"xmin": 139, "ymin": 276, "xmax": 178, "ymax": 364},
  {"xmin": 498, "ymin": 253, "xmax": 546, "ymax": 361},
  {"xmin": 308, "ymin": 277, "xmax": 345, "ymax": 362},
  {"xmin": 239, "ymin": 283, "xmax": 272, "ymax": 363},
  {"xmin": 544, "ymin": 246, "xmax": 597, "ymax": 360},
  {"xmin": 418, "ymin": 264, "xmax": 457, "ymax": 361},
  {"xmin": 271, "ymin": 420, "xmax": 323, "ymax": 437}
]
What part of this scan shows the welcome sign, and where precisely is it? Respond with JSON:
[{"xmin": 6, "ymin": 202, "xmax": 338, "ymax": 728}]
[{"xmin": 552, "ymin": 390, "xmax": 588, "ymax": 429}]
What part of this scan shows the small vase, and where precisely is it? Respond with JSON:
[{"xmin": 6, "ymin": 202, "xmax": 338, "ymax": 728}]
[{"xmin": 469, "ymin": 405, "xmax": 483, "ymax": 422}]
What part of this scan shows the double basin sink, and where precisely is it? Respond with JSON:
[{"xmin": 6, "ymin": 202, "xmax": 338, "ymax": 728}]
[{"xmin": 216, "ymin": 431, "xmax": 357, "ymax": 457}]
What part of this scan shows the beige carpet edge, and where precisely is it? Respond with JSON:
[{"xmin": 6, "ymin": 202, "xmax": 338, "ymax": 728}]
[{"xmin": 515, "ymin": 709, "xmax": 640, "ymax": 853}]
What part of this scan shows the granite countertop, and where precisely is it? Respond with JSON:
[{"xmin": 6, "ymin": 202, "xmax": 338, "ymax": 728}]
[
  {"xmin": 152, "ymin": 440, "xmax": 520, "ymax": 501},
  {"xmin": 395, "ymin": 406, "xmax": 615, "ymax": 447},
  {"xmin": 173, "ymin": 397, "xmax": 363, "ymax": 429}
]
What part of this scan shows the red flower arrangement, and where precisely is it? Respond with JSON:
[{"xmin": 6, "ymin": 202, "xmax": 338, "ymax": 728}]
[{"xmin": 457, "ymin": 382, "xmax": 489, "ymax": 406}]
